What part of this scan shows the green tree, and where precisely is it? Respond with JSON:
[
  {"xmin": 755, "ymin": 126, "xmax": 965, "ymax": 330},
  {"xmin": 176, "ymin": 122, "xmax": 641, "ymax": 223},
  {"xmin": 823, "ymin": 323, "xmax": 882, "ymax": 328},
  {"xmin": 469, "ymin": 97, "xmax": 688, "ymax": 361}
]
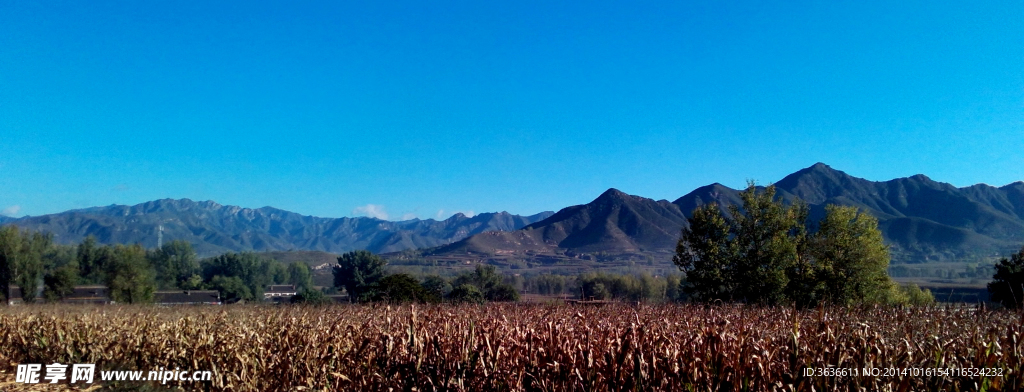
[
  {"xmin": 76, "ymin": 236, "xmax": 104, "ymax": 284},
  {"xmin": 43, "ymin": 264, "xmax": 79, "ymax": 302},
  {"xmin": 988, "ymin": 246, "xmax": 1024, "ymax": 309},
  {"xmin": 291, "ymin": 287, "xmax": 331, "ymax": 305},
  {"xmin": 0, "ymin": 226, "xmax": 23, "ymax": 304},
  {"xmin": 0, "ymin": 227, "xmax": 51, "ymax": 304},
  {"xmin": 333, "ymin": 250, "xmax": 387, "ymax": 303},
  {"xmin": 897, "ymin": 283, "xmax": 935, "ymax": 306},
  {"xmin": 148, "ymin": 240, "xmax": 199, "ymax": 290},
  {"xmin": 486, "ymin": 284, "xmax": 520, "ymax": 302},
  {"xmin": 371, "ymin": 273, "xmax": 431, "ymax": 303},
  {"xmin": 421, "ymin": 274, "xmax": 451, "ymax": 301},
  {"xmin": 665, "ymin": 274, "xmax": 684, "ymax": 302},
  {"xmin": 729, "ymin": 183, "xmax": 803, "ymax": 305},
  {"xmin": 200, "ymin": 252, "xmax": 278, "ymax": 300},
  {"xmin": 581, "ymin": 280, "xmax": 610, "ymax": 300},
  {"xmin": 287, "ymin": 262, "xmax": 313, "ymax": 291},
  {"xmin": 452, "ymin": 264, "xmax": 503, "ymax": 292},
  {"xmin": 453, "ymin": 264, "xmax": 519, "ymax": 302},
  {"xmin": 266, "ymin": 261, "xmax": 290, "ymax": 285},
  {"xmin": 448, "ymin": 284, "xmax": 485, "ymax": 304},
  {"xmin": 810, "ymin": 205, "xmax": 893, "ymax": 305},
  {"xmin": 104, "ymin": 244, "xmax": 156, "ymax": 304},
  {"xmin": 673, "ymin": 203, "xmax": 733, "ymax": 302},
  {"xmin": 208, "ymin": 275, "xmax": 252, "ymax": 303}
]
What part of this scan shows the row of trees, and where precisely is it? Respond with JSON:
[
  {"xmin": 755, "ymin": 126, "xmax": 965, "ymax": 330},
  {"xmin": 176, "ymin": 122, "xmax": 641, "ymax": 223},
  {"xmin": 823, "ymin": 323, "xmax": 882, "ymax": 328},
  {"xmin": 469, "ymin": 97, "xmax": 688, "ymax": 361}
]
[
  {"xmin": 578, "ymin": 272, "xmax": 684, "ymax": 302},
  {"xmin": 674, "ymin": 183, "xmax": 933, "ymax": 307},
  {"xmin": 0, "ymin": 226, "xmax": 314, "ymax": 304},
  {"xmin": 332, "ymin": 251, "xmax": 520, "ymax": 304}
]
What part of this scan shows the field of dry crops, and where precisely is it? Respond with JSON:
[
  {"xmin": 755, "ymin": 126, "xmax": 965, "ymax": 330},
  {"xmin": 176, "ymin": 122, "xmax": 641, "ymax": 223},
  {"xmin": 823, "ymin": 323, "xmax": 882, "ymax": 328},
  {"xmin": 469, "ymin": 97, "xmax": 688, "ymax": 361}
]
[{"xmin": 0, "ymin": 303, "xmax": 1020, "ymax": 391}]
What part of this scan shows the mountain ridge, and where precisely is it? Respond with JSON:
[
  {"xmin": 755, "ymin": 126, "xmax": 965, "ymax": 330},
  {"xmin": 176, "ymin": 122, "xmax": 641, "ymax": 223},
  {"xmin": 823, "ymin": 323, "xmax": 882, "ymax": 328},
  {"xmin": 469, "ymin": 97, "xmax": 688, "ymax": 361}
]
[
  {"xmin": 5, "ymin": 163, "xmax": 1023, "ymax": 263},
  {"xmin": 5, "ymin": 198, "xmax": 553, "ymax": 256},
  {"xmin": 427, "ymin": 163, "xmax": 1024, "ymax": 263}
]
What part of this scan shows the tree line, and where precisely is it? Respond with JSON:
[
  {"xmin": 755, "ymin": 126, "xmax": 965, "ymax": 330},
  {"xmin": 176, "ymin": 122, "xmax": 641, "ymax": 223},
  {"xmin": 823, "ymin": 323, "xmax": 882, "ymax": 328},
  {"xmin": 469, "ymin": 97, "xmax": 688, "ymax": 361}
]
[
  {"xmin": 0, "ymin": 227, "xmax": 313, "ymax": 304},
  {"xmin": 673, "ymin": 182, "xmax": 934, "ymax": 307},
  {"xmin": 328, "ymin": 250, "xmax": 521, "ymax": 305}
]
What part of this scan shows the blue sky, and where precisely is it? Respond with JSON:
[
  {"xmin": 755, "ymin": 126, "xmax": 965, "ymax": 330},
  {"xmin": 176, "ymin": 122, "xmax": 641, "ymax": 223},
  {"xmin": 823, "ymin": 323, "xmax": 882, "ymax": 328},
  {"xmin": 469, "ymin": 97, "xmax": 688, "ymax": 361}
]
[{"xmin": 1, "ymin": 1, "xmax": 1021, "ymax": 220}]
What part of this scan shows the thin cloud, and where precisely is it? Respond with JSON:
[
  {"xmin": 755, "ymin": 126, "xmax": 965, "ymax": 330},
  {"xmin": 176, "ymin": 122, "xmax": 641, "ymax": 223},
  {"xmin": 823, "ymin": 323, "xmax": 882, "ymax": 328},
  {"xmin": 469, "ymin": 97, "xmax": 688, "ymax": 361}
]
[
  {"xmin": 435, "ymin": 209, "xmax": 445, "ymax": 219},
  {"xmin": 352, "ymin": 204, "xmax": 389, "ymax": 220},
  {"xmin": 1, "ymin": 205, "xmax": 21, "ymax": 217},
  {"xmin": 400, "ymin": 213, "xmax": 417, "ymax": 220}
]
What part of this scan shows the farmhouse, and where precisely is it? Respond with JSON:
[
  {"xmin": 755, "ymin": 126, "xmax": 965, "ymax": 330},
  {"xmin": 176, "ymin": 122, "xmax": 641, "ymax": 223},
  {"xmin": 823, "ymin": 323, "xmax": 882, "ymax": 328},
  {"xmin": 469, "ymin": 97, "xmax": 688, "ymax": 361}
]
[
  {"xmin": 264, "ymin": 284, "xmax": 297, "ymax": 300},
  {"xmin": 6, "ymin": 286, "xmax": 26, "ymax": 305},
  {"xmin": 154, "ymin": 290, "xmax": 222, "ymax": 305},
  {"xmin": 63, "ymin": 286, "xmax": 114, "ymax": 304},
  {"xmin": 6, "ymin": 285, "xmax": 114, "ymax": 305}
]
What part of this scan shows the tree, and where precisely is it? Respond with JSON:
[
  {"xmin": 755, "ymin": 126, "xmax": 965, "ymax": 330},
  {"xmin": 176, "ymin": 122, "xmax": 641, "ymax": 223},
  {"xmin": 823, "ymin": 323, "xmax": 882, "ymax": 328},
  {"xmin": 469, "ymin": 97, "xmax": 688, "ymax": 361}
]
[
  {"xmin": 448, "ymin": 284, "xmax": 485, "ymax": 304},
  {"xmin": 200, "ymin": 252, "xmax": 278, "ymax": 300},
  {"xmin": 104, "ymin": 244, "xmax": 156, "ymax": 304},
  {"xmin": 371, "ymin": 274, "xmax": 431, "ymax": 303},
  {"xmin": 452, "ymin": 264, "xmax": 519, "ymax": 302},
  {"xmin": 208, "ymin": 275, "xmax": 252, "ymax": 303},
  {"xmin": 898, "ymin": 283, "xmax": 935, "ymax": 306},
  {"xmin": 673, "ymin": 203, "xmax": 733, "ymax": 302},
  {"xmin": 810, "ymin": 205, "xmax": 893, "ymax": 305},
  {"xmin": 287, "ymin": 262, "xmax": 313, "ymax": 291},
  {"xmin": 674, "ymin": 182, "xmax": 902, "ymax": 307},
  {"xmin": 486, "ymin": 284, "xmax": 520, "ymax": 302},
  {"xmin": 729, "ymin": 183, "xmax": 803, "ymax": 305},
  {"xmin": 421, "ymin": 275, "xmax": 451, "ymax": 301},
  {"xmin": 581, "ymin": 280, "xmax": 610, "ymax": 300},
  {"xmin": 76, "ymin": 236, "xmax": 104, "ymax": 284},
  {"xmin": 452, "ymin": 264, "xmax": 502, "ymax": 292},
  {"xmin": 333, "ymin": 250, "xmax": 387, "ymax": 303},
  {"xmin": 989, "ymin": 246, "xmax": 1024, "ymax": 309},
  {"xmin": 148, "ymin": 240, "xmax": 199, "ymax": 290},
  {"xmin": 0, "ymin": 226, "xmax": 23, "ymax": 304},
  {"xmin": 0, "ymin": 227, "xmax": 50, "ymax": 304},
  {"xmin": 291, "ymin": 287, "xmax": 331, "ymax": 305},
  {"xmin": 43, "ymin": 264, "xmax": 79, "ymax": 302}
]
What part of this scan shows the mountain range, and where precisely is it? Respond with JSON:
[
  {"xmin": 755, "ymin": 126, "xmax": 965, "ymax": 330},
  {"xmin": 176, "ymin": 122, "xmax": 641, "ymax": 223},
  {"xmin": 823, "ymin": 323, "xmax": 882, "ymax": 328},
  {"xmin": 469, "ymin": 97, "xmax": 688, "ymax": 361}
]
[
  {"xmin": 3, "ymin": 199, "xmax": 552, "ymax": 256},
  {"xmin": 3, "ymin": 163, "xmax": 1022, "ymax": 263},
  {"xmin": 428, "ymin": 163, "xmax": 1024, "ymax": 263}
]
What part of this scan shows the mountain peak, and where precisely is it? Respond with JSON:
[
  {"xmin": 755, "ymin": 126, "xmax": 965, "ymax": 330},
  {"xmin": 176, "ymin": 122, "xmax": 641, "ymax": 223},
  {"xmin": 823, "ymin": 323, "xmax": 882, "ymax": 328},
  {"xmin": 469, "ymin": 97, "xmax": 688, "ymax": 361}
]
[
  {"xmin": 909, "ymin": 174, "xmax": 933, "ymax": 182},
  {"xmin": 597, "ymin": 188, "xmax": 628, "ymax": 198},
  {"xmin": 591, "ymin": 188, "xmax": 635, "ymax": 206}
]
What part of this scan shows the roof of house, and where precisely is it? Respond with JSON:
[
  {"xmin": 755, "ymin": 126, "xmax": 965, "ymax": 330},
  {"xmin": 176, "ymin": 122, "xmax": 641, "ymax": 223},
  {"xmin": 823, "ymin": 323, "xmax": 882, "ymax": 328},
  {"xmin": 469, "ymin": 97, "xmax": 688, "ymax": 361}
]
[
  {"xmin": 266, "ymin": 285, "xmax": 297, "ymax": 293},
  {"xmin": 66, "ymin": 286, "xmax": 110, "ymax": 300},
  {"xmin": 154, "ymin": 290, "xmax": 221, "ymax": 304}
]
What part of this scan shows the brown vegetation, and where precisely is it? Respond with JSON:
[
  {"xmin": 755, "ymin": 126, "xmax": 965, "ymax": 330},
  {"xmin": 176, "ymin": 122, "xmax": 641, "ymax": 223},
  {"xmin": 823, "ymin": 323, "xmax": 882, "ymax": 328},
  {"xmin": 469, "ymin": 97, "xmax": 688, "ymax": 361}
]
[{"xmin": 0, "ymin": 304, "xmax": 1020, "ymax": 391}]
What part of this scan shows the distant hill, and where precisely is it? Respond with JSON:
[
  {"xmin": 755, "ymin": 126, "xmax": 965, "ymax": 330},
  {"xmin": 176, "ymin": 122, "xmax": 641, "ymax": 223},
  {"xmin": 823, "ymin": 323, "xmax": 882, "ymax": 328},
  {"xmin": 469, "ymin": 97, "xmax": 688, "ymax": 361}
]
[
  {"xmin": 4, "ymin": 199, "xmax": 553, "ymax": 256},
  {"xmin": 427, "ymin": 163, "xmax": 1024, "ymax": 263},
  {"xmin": 430, "ymin": 189, "xmax": 688, "ymax": 256}
]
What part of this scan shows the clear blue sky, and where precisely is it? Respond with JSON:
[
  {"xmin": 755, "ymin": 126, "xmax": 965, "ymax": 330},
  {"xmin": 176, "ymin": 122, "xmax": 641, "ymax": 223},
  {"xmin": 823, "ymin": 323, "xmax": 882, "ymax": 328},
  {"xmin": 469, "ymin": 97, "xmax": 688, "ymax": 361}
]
[{"xmin": 1, "ymin": 1, "xmax": 1021, "ymax": 220}]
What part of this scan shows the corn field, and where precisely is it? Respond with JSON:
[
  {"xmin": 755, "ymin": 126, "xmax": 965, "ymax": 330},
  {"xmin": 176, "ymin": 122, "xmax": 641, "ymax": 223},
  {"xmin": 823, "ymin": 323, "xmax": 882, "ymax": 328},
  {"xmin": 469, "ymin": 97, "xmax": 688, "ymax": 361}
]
[{"xmin": 0, "ymin": 304, "xmax": 1020, "ymax": 391}]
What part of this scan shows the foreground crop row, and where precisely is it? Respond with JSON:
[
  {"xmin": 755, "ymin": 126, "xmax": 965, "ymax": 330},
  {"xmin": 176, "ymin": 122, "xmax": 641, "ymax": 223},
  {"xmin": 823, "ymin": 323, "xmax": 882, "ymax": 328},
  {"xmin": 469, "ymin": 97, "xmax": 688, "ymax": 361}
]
[{"xmin": 0, "ymin": 304, "xmax": 1020, "ymax": 391}]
